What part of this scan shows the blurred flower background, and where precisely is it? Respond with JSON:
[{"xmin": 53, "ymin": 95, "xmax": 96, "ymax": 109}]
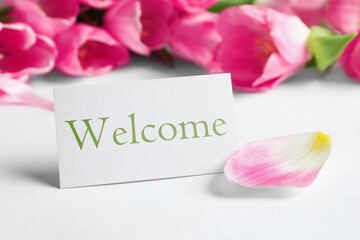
[{"xmin": 0, "ymin": 0, "xmax": 359, "ymax": 109}]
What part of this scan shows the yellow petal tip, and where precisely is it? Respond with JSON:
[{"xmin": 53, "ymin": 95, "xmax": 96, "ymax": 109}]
[{"xmin": 313, "ymin": 131, "xmax": 332, "ymax": 152}]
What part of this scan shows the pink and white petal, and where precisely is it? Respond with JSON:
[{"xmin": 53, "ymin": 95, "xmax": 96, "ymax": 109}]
[
  {"xmin": 104, "ymin": 0, "xmax": 150, "ymax": 55},
  {"xmin": 0, "ymin": 77, "xmax": 54, "ymax": 110},
  {"xmin": 268, "ymin": 9, "xmax": 310, "ymax": 65},
  {"xmin": 224, "ymin": 132, "xmax": 331, "ymax": 188}
]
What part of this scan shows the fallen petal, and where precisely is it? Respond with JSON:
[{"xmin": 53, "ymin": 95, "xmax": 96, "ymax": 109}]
[
  {"xmin": 0, "ymin": 77, "xmax": 54, "ymax": 110},
  {"xmin": 224, "ymin": 132, "xmax": 331, "ymax": 188}
]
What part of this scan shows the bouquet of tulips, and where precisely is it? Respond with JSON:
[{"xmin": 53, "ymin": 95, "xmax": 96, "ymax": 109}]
[{"xmin": 0, "ymin": 0, "xmax": 359, "ymax": 109}]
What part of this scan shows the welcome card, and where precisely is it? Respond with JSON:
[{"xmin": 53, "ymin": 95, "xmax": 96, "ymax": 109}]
[{"xmin": 54, "ymin": 73, "xmax": 238, "ymax": 188}]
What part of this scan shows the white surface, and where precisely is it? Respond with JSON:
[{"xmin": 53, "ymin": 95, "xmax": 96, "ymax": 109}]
[
  {"xmin": 54, "ymin": 73, "xmax": 237, "ymax": 188},
  {"xmin": 1, "ymin": 57, "xmax": 360, "ymax": 239}
]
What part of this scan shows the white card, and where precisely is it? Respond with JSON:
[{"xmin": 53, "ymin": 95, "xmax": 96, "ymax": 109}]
[{"xmin": 54, "ymin": 73, "xmax": 238, "ymax": 188}]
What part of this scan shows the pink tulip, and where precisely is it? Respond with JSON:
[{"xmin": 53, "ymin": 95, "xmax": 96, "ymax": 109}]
[
  {"xmin": 0, "ymin": 77, "xmax": 54, "ymax": 110},
  {"xmin": 264, "ymin": 0, "xmax": 325, "ymax": 27},
  {"xmin": 212, "ymin": 5, "xmax": 310, "ymax": 92},
  {"xmin": 4, "ymin": 0, "xmax": 78, "ymax": 37},
  {"xmin": 0, "ymin": 22, "xmax": 57, "ymax": 80},
  {"xmin": 339, "ymin": 33, "xmax": 360, "ymax": 81},
  {"xmin": 79, "ymin": 0, "xmax": 115, "ymax": 9},
  {"xmin": 169, "ymin": 11, "xmax": 221, "ymax": 69},
  {"xmin": 172, "ymin": 0, "xmax": 218, "ymax": 13},
  {"xmin": 324, "ymin": 0, "xmax": 360, "ymax": 34},
  {"xmin": 104, "ymin": 0, "xmax": 174, "ymax": 56},
  {"xmin": 54, "ymin": 24, "xmax": 130, "ymax": 77}
]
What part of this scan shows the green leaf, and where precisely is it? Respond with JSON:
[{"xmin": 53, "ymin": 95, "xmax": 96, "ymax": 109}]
[
  {"xmin": 308, "ymin": 26, "xmax": 357, "ymax": 72},
  {"xmin": 208, "ymin": 0, "xmax": 254, "ymax": 13},
  {"xmin": 0, "ymin": 6, "xmax": 13, "ymax": 17}
]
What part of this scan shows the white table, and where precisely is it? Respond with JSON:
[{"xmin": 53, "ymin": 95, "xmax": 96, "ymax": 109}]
[{"xmin": 1, "ymin": 57, "xmax": 359, "ymax": 239}]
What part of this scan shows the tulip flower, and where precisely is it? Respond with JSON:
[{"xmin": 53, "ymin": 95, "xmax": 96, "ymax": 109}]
[
  {"xmin": 169, "ymin": 11, "xmax": 221, "ymax": 69},
  {"xmin": 212, "ymin": 5, "xmax": 310, "ymax": 92},
  {"xmin": 104, "ymin": 0, "xmax": 174, "ymax": 56},
  {"xmin": 54, "ymin": 24, "xmax": 130, "ymax": 77},
  {"xmin": 224, "ymin": 132, "xmax": 332, "ymax": 188},
  {"xmin": 0, "ymin": 22, "xmax": 57, "ymax": 79},
  {"xmin": 339, "ymin": 33, "xmax": 360, "ymax": 81},
  {"xmin": 4, "ymin": 0, "xmax": 78, "ymax": 37}
]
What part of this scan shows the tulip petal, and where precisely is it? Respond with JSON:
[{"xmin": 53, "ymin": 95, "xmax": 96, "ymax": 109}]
[
  {"xmin": 4, "ymin": 0, "xmax": 78, "ymax": 37},
  {"xmin": 224, "ymin": 132, "xmax": 331, "ymax": 188},
  {"xmin": 0, "ymin": 22, "xmax": 36, "ymax": 51},
  {"xmin": 324, "ymin": 0, "xmax": 360, "ymax": 34},
  {"xmin": 0, "ymin": 22, "xmax": 57, "ymax": 78},
  {"xmin": 218, "ymin": 6, "xmax": 267, "ymax": 39},
  {"xmin": 104, "ymin": 0, "xmax": 149, "ymax": 55},
  {"xmin": 169, "ymin": 11, "xmax": 221, "ymax": 69},
  {"xmin": 339, "ymin": 34, "xmax": 360, "ymax": 79},
  {"xmin": 0, "ymin": 77, "xmax": 54, "ymax": 110},
  {"xmin": 174, "ymin": 0, "xmax": 218, "ymax": 13},
  {"xmin": 263, "ymin": 0, "xmax": 325, "ymax": 27},
  {"xmin": 1, "ymin": 35, "xmax": 56, "ymax": 76},
  {"xmin": 268, "ymin": 8, "xmax": 310, "ymax": 65},
  {"xmin": 79, "ymin": 0, "xmax": 115, "ymax": 9}
]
